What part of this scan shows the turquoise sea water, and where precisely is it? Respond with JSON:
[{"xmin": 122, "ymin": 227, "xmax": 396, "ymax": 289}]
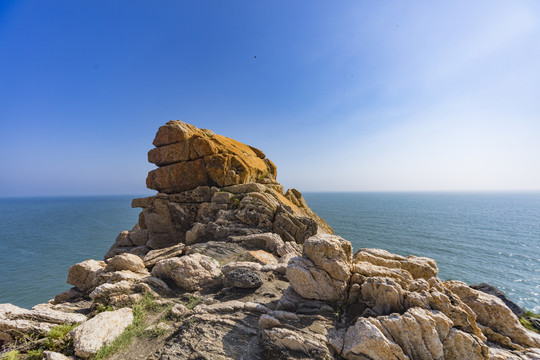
[{"xmin": 0, "ymin": 193, "xmax": 539, "ymax": 312}]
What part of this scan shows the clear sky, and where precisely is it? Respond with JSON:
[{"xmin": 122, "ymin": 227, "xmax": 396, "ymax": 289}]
[{"xmin": 1, "ymin": 0, "xmax": 540, "ymax": 196}]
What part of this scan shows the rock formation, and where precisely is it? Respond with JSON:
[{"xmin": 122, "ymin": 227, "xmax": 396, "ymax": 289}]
[{"xmin": 1, "ymin": 120, "xmax": 539, "ymax": 360}]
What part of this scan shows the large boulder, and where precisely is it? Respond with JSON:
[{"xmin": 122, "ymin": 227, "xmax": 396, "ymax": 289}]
[
  {"xmin": 71, "ymin": 307, "xmax": 133, "ymax": 358},
  {"xmin": 286, "ymin": 234, "xmax": 352, "ymax": 302},
  {"xmin": 151, "ymin": 253, "xmax": 221, "ymax": 291},
  {"xmin": 67, "ymin": 259, "xmax": 106, "ymax": 293},
  {"xmin": 104, "ymin": 253, "xmax": 147, "ymax": 273}
]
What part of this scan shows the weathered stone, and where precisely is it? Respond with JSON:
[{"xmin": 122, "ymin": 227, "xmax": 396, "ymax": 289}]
[
  {"xmin": 342, "ymin": 317, "xmax": 407, "ymax": 360},
  {"xmin": 471, "ymin": 282, "xmax": 525, "ymax": 317},
  {"xmin": 115, "ymin": 230, "xmax": 132, "ymax": 246},
  {"xmin": 67, "ymin": 259, "xmax": 106, "ymax": 293},
  {"xmin": 442, "ymin": 328, "xmax": 489, "ymax": 360},
  {"xmin": 147, "ymin": 158, "xmax": 210, "ymax": 194},
  {"xmin": 170, "ymin": 304, "xmax": 190, "ymax": 318},
  {"xmin": 52, "ymin": 288, "xmax": 84, "ymax": 304},
  {"xmin": 361, "ymin": 276, "xmax": 405, "ymax": 316},
  {"xmin": 42, "ymin": 351, "xmax": 73, "ymax": 360},
  {"xmin": 103, "ymin": 243, "xmax": 134, "ymax": 260},
  {"xmin": 401, "ymin": 255, "xmax": 438, "ymax": 280},
  {"xmin": 303, "ymin": 234, "xmax": 352, "ymax": 281},
  {"xmin": 286, "ymin": 256, "xmax": 348, "ymax": 302},
  {"xmin": 351, "ymin": 261, "xmax": 413, "ymax": 288},
  {"xmin": 151, "ymin": 253, "xmax": 221, "ymax": 291},
  {"xmin": 158, "ymin": 312, "xmax": 262, "ymax": 359},
  {"xmin": 277, "ymin": 241, "xmax": 302, "ymax": 257},
  {"xmin": 445, "ymin": 280, "xmax": 540, "ymax": 348},
  {"xmin": 247, "ymin": 249, "xmax": 278, "ymax": 265},
  {"xmin": 89, "ymin": 280, "xmax": 135, "ymax": 301},
  {"xmin": 221, "ymin": 261, "xmax": 262, "ymax": 275},
  {"xmin": 230, "ymin": 232, "xmax": 285, "ymax": 253},
  {"xmin": 128, "ymin": 228, "xmax": 149, "ymax": 246},
  {"xmin": 0, "ymin": 303, "xmax": 87, "ymax": 338},
  {"xmin": 273, "ymin": 208, "xmax": 318, "ymax": 244},
  {"xmin": 143, "ymin": 243, "xmax": 185, "ymax": 267},
  {"xmin": 152, "ymin": 120, "xmax": 201, "ymax": 147},
  {"xmin": 224, "ymin": 267, "xmax": 263, "ymax": 289},
  {"xmin": 258, "ymin": 314, "xmax": 281, "ymax": 329},
  {"xmin": 276, "ymin": 287, "xmax": 335, "ymax": 315},
  {"xmin": 130, "ymin": 246, "xmax": 150, "ymax": 257},
  {"xmin": 286, "ymin": 234, "xmax": 352, "ymax": 302},
  {"xmin": 147, "ymin": 121, "xmax": 277, "ymax": 193},
  {"xmin": 71, "ymin": 307, "xmax": 133, "ymax": 358},
  {"xmin": 105, "ymin": 253, "xmax": 147, "ymax": 273},
  {"xmin": 262, "ymin": 326, "xmax": 333, "ymax": 360}
]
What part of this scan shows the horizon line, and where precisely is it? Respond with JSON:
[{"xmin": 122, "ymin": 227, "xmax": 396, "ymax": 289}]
[{"xmin": 2, "ymin": 188, "xmax": 540, "ymax": 199}]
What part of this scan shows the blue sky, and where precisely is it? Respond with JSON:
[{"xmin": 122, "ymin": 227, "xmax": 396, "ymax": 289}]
[{"xmin": 1, "ymin": 0, "xmax": 540, "ymax": 196}]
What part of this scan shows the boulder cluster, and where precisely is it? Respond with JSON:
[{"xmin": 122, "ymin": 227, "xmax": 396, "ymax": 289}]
[{"xmin": 1, "ymin": 121, "xmax": 540, "ymax": 360}]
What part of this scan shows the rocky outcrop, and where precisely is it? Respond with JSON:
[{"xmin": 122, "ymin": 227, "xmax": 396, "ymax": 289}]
[
  {"xmin": 146, "ymin": 121, "xmax": 278, "ymax": 193},
  {"xmin": 104, "ymin": 121, "xmax": 332, "ymax": 259},
  {"xmin": 3, "ymin": 120, "xmax": 539, "ymax": 360},
  {"xmin": 446, "ymin": 280, "xmax": 540, "ymax": 348}
]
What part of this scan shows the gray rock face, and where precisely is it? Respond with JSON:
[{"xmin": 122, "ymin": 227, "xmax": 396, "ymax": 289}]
[
  {"xmin": 71, "ymin": 307, "xmax": 133, "ymax": 358},
  {"xmin": 224, "ymin": 267, "xmax": 263, "ymax": 289}
]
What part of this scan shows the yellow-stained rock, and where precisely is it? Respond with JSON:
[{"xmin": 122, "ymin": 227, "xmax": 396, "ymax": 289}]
[{"xmin": 146, "ymin": 121, "xmax": 277, "ymax": 193}]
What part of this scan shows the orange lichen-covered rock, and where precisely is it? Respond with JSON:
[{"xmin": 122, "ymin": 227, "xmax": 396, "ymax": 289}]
[{"xmin": 146, "ymin": 120, "xmax": 277, "ymax": 193}]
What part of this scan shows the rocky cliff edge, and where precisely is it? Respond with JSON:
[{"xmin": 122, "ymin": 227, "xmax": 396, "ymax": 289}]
[{"xmin": 1, "ymin": 121, "xmax": 539, "ymax": 360}]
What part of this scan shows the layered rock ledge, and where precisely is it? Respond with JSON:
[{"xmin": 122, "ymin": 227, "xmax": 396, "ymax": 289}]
[{"xmin": 1, "ymin": 121, "xmax": 539, "ymax": 360}]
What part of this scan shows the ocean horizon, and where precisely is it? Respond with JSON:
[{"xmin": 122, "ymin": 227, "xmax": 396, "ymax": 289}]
[{"xmin": 1, "ymin": 191, "xmax": 538, "ymax": 312}]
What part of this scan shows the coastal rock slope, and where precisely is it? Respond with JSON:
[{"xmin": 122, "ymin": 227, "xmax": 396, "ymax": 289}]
[{"xmin": 1, "ymin": 120, "xmax": 540, "ymax": 360}]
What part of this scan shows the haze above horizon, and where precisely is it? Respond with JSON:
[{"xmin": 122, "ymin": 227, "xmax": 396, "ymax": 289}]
[{"xmin": 1, "ymin": 1, "xmax": 540, "ymax": 196}]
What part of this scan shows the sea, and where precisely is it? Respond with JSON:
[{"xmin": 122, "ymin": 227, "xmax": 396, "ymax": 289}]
[{"xmin": 0, "ymin": 192, "xmax": 538, "ymax": 312}]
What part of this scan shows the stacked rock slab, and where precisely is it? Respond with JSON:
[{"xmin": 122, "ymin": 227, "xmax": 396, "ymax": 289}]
[
  {"xmin": 146, "ymin": 120, "xmax": 278, "ymax": 193},
  {"xmin": 106, "ymin": 120, "xmax": 333, "ymax": 257}
]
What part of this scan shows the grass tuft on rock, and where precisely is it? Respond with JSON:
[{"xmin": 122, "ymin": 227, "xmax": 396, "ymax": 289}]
[
  {"xmin": 519, "ymin": 310, "xmax": 540, "ymax": 334},
  {"xmin": 0, "ymin": 351, "xmax": 20, "ymax": 360}
]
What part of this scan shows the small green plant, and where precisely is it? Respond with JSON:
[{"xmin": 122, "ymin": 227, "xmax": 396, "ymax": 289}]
[
  {"xmin": 42, "ymin": 323, "xmax": 77, "ymax": 353},
  {"xmin": 519, "ymin": 310, "xmax": 540, "ymax": 334},
  {"xmin": 23, "ymin": 349, "xmax": 42, "ymax": 360},
  {"xmin": 0, "ymin": 350, "xmax": 20, "ymax": 360},
  {"xmin": 95, "ymin": 303, "xmax": 114, "ymax": 313},
  {"xmin": 142, "ymin": 324, "xmax": 169, "ymax": 339},
  {"xmin": 523, "ymin": 310, "xmax": 540, "ymax": 318},
  {"xmin": 185, "ymin": 296, "xmax": 202, "ymax": 310}
]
